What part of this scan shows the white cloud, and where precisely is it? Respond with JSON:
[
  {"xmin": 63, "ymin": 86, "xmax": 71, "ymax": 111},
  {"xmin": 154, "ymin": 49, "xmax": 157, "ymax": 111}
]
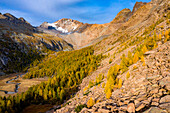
[{"xmin": 1, "ymin": 0, "xmax": 150, "ymax": 26}]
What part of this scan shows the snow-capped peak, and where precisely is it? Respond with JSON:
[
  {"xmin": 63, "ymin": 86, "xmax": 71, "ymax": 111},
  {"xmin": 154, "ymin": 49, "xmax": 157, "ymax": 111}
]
[{"xmin": 48, "ymin": 23, "xmax": 69, "ymax": 33}]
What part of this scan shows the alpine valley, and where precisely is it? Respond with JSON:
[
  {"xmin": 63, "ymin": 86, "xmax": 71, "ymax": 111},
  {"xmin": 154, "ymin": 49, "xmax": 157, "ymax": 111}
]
[{"xmin": 0, "ymin": 0, "xmax": 170, "ymax": 113}]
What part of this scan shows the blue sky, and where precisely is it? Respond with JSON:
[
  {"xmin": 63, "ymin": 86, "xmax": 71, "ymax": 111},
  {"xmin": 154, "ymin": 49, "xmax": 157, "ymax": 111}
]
[{"xmin": 0, "ymin": 0, "xmax": 151, "ymax": 26}]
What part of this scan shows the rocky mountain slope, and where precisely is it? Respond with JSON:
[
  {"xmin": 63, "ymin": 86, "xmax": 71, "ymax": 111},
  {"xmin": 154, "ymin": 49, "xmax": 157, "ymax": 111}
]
[
  {"xmin": 54, "ymin": 41, "xmax": 170, "ymax": 113},
  {"xmin": 38, "ymin": 18, "xmax": 89, "ymax": 35},
  {"xmin": 0, "ymin": 0, "xmax": 169, "ymax": 113},
  {"xmin": 44, "ymin": 0, "xmax": 170, "ymax": 112},
  {"xmin": 38, "ymin": 1, "xmax": 161, "ymax": 49},
  {"xmin": 0, "ymin": 13, "xmax": 73, "ymax": 74}
]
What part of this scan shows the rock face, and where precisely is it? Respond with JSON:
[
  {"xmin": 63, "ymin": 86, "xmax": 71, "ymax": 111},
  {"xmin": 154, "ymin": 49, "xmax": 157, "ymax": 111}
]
[
  {"xmin": 0, "ymin": 13, "xmax": 73, "ymax": 73},
  {"xmin": 127, "ymin": 102, "xmax": 135, "ymax": 113},
  {"xmin": 38, "ymin": 0, "xmax": 169, "ymax": 49},
  {"xmin": 38, "ymin": 18, "xmax": 90, "ymax": 35},
  {"xmin": 50, "ymin": 1, "xmax": 170, "ymax": 112},
  {"xmin": 0, "ymin": 13, "xmax": 35, "ymax": 34},
  {"xmin": 132, "ymin": 2, "xmax": 147, "ymax": 14},
  {"xmin": 111, "ymin": 8, "xmax": 132, "ymax": 23}
]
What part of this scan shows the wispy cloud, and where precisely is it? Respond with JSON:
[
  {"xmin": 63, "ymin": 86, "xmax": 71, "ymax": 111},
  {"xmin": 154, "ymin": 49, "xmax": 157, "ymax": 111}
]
[{"xmin": 0, "ymin": 0, "xmax": 151, "ymax": 26}]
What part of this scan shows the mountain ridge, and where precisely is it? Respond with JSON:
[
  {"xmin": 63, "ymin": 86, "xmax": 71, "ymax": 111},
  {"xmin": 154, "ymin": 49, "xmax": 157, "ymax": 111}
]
[{"xmin": 0, "ymin": 0, "xmax": 169, "ymax": 113}]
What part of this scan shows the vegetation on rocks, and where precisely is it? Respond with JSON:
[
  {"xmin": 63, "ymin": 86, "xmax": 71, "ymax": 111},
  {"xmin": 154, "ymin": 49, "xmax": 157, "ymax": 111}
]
[{"xmin": 74, "ymin": 104, "xmax": 87, "ymax": 113}]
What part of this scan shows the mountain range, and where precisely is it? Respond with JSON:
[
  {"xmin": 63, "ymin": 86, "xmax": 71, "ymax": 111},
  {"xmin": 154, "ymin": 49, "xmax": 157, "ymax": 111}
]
[{"xmin": 0, "ymin": 0, "xmax": 169, "ymax": 113}]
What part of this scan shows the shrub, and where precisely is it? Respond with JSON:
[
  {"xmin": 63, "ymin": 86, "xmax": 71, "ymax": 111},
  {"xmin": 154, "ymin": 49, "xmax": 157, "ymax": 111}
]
[
  {"xmin": 88, "ymin": 81, "xmax": 94, "ymax": 88},
  {"xmin": 133, "ymin": 51, "xmax": 139, "ymax": 63},
  {"xmin": 102, "ymin": 83, "xmax": 105, "ymax": 88},
  {"xmin": 75, "ymin": 104, "xmax": 87, "ymax": 113},
  {"xmin": 142, "ymin": 45, "xmax": 148, "ymax": 54},
  {"xmin": 109, "ymin": 58, "xmax": 113, "ymax": 64},
  {"xmin": 83, "ymin": 90, "xmax": 91, "ymax": 96},
  {"xmin": 158, "ymin": 34, "xmax": 162, "ymax": 41},
  {"xmin": 87, "ymin": 98, "xmax": 95, "ymax": 108},
  {"xmin": 133, "ymin": 65, "xmax": 137, "ymax": 70},
  {"xmin": 126, "ymin": 71, "xmax": 130, "ymax": 79}
]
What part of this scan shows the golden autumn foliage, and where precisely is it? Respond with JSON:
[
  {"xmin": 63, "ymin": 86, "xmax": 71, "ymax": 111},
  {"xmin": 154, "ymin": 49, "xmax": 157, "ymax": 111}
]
[
  {"xmin": 158, "ymin": 34, "xmax": 162, "ymax": 41},
  {"xmin": 126, "ymin": 71, "xmax": 130, "ymax": 79},
  {"xmin": 102, "ymin": 83, "xmax": 105, "ymax": 88},
  {"xmin": 106, "ymin": 88, "xmax": 112, "ymax": 99},
  {"xmin": 141, "ymin": 56, "xmax": 145, "ymax": 63},
  {"xmin": 142, "ymin": 45, "xmax": 148, "ymax": 53},
  {"xmin": 118, "ymin": 78, "xmax": 122, "ymax": 88},
  {"xmin": 133, "ymin": 51, "xmax": 139, "ymax": 63},
  {"xmin": 87, "ymin": 98, "xmax": 95, "ymax": 108},
  {"xmin": 109, "ymin": 58, "xmax": 113, "ymax": 64}
]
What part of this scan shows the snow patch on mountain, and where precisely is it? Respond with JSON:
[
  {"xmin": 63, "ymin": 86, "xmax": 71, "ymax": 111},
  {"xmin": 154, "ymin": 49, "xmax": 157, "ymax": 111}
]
[{"xmin": 48, "ymin": 23, "xmax": 69, "ymax": 33}]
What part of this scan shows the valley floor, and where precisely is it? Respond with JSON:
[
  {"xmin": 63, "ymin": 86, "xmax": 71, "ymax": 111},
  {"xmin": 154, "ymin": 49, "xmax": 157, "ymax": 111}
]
[{"xmin": 0, "ymin": 73, "xmax": 48, "ymax": 97}]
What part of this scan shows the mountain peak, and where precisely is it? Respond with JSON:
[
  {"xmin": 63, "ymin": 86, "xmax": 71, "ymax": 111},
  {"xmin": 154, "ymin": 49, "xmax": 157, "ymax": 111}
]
[
  {"xmin": 39, "ymin": 18, "xmax": 85, "ymax": 34},
  {"xmin": 3, "ymin": 13, "xmax": 17, "ymax": 20},
  {"xmin": 111, "ymin": 8, "xmax": 132, "ymax": 23},
  {"xmin": 132, "ymin": 2, "xmax": 147, "ymax": 14}
]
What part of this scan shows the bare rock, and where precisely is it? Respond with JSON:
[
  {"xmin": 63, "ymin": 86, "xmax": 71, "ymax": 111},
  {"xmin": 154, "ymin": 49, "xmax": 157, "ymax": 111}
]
[
  {"xmin": 144, "ymin": 107, "xmax": 168, "ymax": 113},
  {"xmin": 127, "ymin": 103, "xmax": 135, "ymax": 113},
  {"xmin": 144, "ymin": 51, "xmax": 155, "ymax": 55},
  {"xmin": 151, "ymin": 101, "xmax": 159, "ymax": 106},
  {"xmin": 98, "ymin": 108, "xmax": 111, "ymax": 113},
  {"xmin": 159, "ymin": 103, "xmax": 170, "ymax": 112},
  {"xmin": 152, "ymin": 98, "xmax": 160, "ymax": 103},
  {"xmin": 160, "ymin": 95, "xmax": 170, "ymax": 103},
  {"xmin": 134, "ymin": 100, "xmax": 140, "ymax": 106},
  {"xmin": 119, "ymin": 105, "xmax": 127, "ymax": 112},
  {"xmin": 150, "ymin": 88, "xmax": 159, "ymax": 94},
  {"xmin": 80, "ymin": 108, "xmax": 90, "ymax": 113},
  {"xmin": 136, "ymin": 103, "xmax": 145, "ymax": 112},
  {"xmin": 159, "ymin": 77, "xmax": 170, "ymax": 90}
]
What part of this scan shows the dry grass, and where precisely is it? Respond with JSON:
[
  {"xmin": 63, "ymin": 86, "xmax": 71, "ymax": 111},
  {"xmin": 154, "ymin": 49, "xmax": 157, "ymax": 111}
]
[
  {"xmin": 22, "ymin": 104, "xmax": 53, "ymax": 113},
  {"xmin": 0, "ymin": 73, "xmax": 48, "ymax": 97}
]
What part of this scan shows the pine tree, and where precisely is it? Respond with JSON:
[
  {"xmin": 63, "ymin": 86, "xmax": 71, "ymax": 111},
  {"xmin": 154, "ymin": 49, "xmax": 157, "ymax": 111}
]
[
  {"xmin": 60, "ymin": 89, "xmax": 65, "ymax": 101},
  {"xmin": 49, "ymin": 90, "xmax": 52, "ymax": 98},
  {"xmin": 158, "ymin": 34, "xmax": 162, "ymax": 41},
  {"xmin": 39, "ymin": 89, "xmax": 43, "ymax": 96},
  {"xmin": 43, "ymin": 92, "xmax": 48, "ymax": 100},
  {"xmin": 57, "ymin": 87, "xmax": 60, "ymax": 99},
  {"xmin": 106, "ymin": 88, "xmax": 112, "ymax": 99},
  {"xmin": 118, "ymin": 78, "xmax": 122, "ymax": 88},
  {"xmin": 104, "ymin": 81, "xmax": 110, "ymax": 93},
  {"xmin": 165, "ymin": 30, "xmax": 169, "ymax": 38},
  {"xmin": 142, "ymin": 45, "xmax": 148, "ymax": 54},
  {"xmin": 126, "ymin": 71, "xmax": 130, "ymax": 79},
  {"xmin": 102, "ymin": 83, "xmax": 105, "ymax": 88},
  {"xmin": 52, "ymin": 90, "xmax": 56, "ymax": 99},
  {"xmin": 7, "ymin": 100, "xmax": 11, "ymax": 108},
  {"xmin": 67, "ymin": 77, "xmax": 73, "ymax": 87},
  {"xmin": 141, "ymin": 56, "xmax": 145, "ymax": 63},
  {"xmin": 133, "ymin": 51, "xmax": 139, "ymax": 63}
]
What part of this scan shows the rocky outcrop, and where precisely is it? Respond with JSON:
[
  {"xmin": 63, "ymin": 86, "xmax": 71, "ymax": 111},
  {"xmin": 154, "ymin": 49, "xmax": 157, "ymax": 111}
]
[
  {"xmin": 132, "ymin": 2, "xmax": 147, "ymax": 14},
  {"xmin": 52, "ymin": 41, "xmax": 170, "ymax": 113},
  {"xmin": 0, "ymin": 14, "xmax": 73, "ymax": 73},
  {"xmin": 111, "ymin": 8, "xmax": 132, "ymax": 23},
  {"xmin": 0, "ymin": 13, "xmax": 35, "ymax": 34},
  {"xmin": 38, "ymin": 18, "xmax": 90, "ymax": 35},
  {"xmin": 38, "ymin": 0, "xmax": 169, "ymax": 49}
]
